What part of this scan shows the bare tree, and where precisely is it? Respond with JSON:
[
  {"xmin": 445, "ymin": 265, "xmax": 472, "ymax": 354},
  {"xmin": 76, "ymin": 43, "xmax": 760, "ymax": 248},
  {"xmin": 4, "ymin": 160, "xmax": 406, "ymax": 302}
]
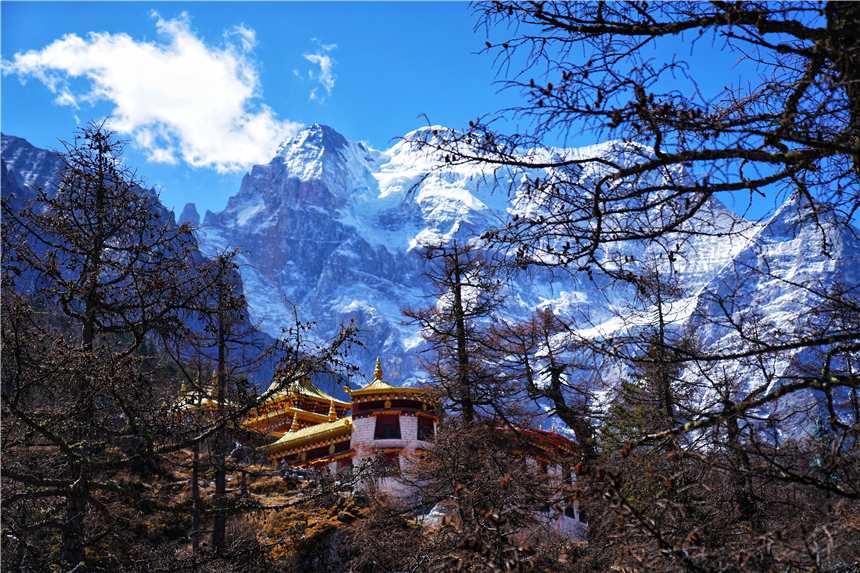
[
  {"xmin": 1, "ymin": 122, "xmax": 359, "ymax": 571},
  {"xmin": 402, "ymin": 240, "xmax": 507, "ymax": 423},
  {"xmin": 2, "ymin": 121, "xmax": 208, "ymax": 568},
  {"xmin": 405, "ymin": 3, "xmax": 860, "ymax": 571},
  {"xmin": 411, "ymin": 1, "xmax": 860, "ymax": 377},
  {"xmin": 487, "ymin": 307, "xmax": 600, "ymax": 461}
]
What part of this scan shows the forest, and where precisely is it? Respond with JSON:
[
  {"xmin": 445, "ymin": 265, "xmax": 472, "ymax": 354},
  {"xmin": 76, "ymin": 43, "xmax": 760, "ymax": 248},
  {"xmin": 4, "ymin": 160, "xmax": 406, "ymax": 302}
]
[{"xmin": 2, "ymin": 2, "xmax": 859, "ymax": 572}]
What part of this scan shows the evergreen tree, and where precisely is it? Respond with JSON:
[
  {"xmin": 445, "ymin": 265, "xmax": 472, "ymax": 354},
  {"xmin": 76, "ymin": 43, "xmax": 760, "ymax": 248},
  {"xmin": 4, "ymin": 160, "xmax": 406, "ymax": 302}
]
[{"xmin": 0, "ymin": 122, "xmax": 358, "ymax": 571}]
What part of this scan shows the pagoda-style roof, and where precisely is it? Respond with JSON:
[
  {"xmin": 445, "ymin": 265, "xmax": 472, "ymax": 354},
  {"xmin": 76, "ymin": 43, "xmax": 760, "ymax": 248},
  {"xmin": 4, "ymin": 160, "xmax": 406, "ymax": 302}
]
[
  {"xmin": 260, "ymin": 415, "xmax": 353, "ymax": 453},
  {"xmin": 496, "ymin": 426, "xmax": 580, "ymax": 458},
  {"xmin": 172, "ymin": 378, "xmax": 234, "ymax": 412},
  {"xmin": 349, "ymin": 358, "xmax": 426, "ymax": 397},
  {"xmin": 244, "ymin": 404, "xmax": 330, "ymax": 429},
  {"xmin": 263, "ymin": 374, "xmax": 351, "ymax": 408}
]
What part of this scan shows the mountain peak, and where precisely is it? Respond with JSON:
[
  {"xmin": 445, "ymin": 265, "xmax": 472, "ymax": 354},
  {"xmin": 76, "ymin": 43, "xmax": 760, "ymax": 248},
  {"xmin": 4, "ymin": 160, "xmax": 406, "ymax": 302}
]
[
  {"xmin": 1, "ymin": 133, "xmax": 58, "ymax": 193},
  {"xmin": 275, "ymin": 124, "xmax": 347, "ymax": 157},
  {"xmin": 178, "ymin": 202, "xmax": 200, "ymax": 226}
]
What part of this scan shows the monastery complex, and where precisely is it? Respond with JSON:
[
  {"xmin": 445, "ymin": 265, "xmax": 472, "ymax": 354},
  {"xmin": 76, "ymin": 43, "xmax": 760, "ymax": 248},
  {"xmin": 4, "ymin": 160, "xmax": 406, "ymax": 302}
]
[
  {"xmin": 249, "ymin": 358, "xmax": 437, "ymax": 484},
  {"xmin": 176, "ymin": 358, "xmax": 587, "ymax": 539}
]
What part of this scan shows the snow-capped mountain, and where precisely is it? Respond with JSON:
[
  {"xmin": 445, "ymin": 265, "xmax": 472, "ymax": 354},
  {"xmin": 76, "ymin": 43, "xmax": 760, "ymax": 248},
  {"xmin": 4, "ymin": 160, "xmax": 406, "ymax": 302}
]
[
  {"xmin": 190, "ymin": 124, "xmax": 859, "ymax": 409},
  {"xmin": 193, "ymin": 125, "xmax": 516, "ymax": 382},
  {"xmin": 4, "ymin": 127, "xmax": 857, "ymax": 439},
  {"xmin": 1, "ymin": 133, "xmax": 277, "ymax": 385},
  {"xmin": 1, "ymin": 134, "xmax": 59, "ymax": 201}
]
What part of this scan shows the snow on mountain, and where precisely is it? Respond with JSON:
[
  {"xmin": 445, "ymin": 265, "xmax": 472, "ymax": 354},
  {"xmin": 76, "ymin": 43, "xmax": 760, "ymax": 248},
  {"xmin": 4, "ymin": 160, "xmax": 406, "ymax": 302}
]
[
  {"xmin": 1, "ymin": 132, "xmax": 277, "ymax": 386},
  {"xmin": 5, "ymin": 126, "xmax": 857, "ymax": 438},
  {"xmin": 192, "ymin": 125, "xmax": 859, "ymax": 413},
  {"xmin": 194, "ymin": 125, "xmax": 525, "ymax": 382},
  {"xmin": 686, "ymin": 192, "xmax": 860, "ymax": 431},
  {"xmin": 1, "ymin": 134, "xmax": 59, "ymax": 198}
]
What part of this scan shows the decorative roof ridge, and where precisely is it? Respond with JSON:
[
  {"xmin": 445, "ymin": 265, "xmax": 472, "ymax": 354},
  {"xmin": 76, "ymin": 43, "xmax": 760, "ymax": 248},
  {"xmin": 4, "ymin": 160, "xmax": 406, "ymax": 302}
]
[
  {"xmin": 352, "ymin": 378, "xmax": 396, "ymax": 392},
  {"xmin": 262, "ymin": 416, "xmax": 353, "ymax": 451},
  {"xmin": 245, "ymin": 405, "xmax": 336, "ymax": 425},
  {"xmin": 263, "ymin": 374, "xmax": 351, "ymax": 407}
]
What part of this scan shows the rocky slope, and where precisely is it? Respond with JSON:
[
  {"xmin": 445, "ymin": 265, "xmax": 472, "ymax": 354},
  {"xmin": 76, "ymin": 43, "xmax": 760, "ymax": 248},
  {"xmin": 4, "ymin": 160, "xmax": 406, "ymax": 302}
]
[
  {"xmin": 1, "ymin": 133, "xmax": 276, "ymax": 385},
  {"xmin": 5, "ymin": 127, "xmax": 858, "ymax": 437},
  {"xmin": 186, "ymin": 125, "xmax": 859, "ymax": 412}
]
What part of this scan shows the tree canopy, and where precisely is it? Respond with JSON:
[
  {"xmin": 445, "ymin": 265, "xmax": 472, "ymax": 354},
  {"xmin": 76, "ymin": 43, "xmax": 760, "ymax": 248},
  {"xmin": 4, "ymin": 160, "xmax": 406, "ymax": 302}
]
[{"xmin": 407, "ymin": 3, "xmax": 860, "ymax": 571}]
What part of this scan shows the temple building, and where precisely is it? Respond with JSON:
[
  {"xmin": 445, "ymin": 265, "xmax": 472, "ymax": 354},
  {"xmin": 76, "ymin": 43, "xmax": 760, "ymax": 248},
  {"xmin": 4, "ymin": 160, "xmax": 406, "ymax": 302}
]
[
  {"xmin": 178, "ymin": 358, "xmax": 586, "ymax": 539},
  {"xmin": 256, "ymin": 358, "xmax": 438, "ymax": 484},
  {"xmin": 170, "ymin": 377, "xmax": 235, "ymax": 415},
  {"xmin": 250, "ymin": 358, "xmax": 586, "ymax": 539},
  {"xmin": 244, "ymin": 373, "xmax": 352, "ymax": 438}
]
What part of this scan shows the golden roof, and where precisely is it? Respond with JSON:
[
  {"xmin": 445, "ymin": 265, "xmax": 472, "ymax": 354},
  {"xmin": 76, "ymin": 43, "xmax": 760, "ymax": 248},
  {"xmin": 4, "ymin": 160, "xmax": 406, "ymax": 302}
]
[
  {"xmin": 172, "ymin": 378, "xmax": 234, "ymax": 411},
  {"xmin": 260, "ymin": 416, "xmax": 353, "ymax": 452},
  {"xmin": 263, "ymin": 374, "xmax": 351, "ymax": 408},
  {"xmin": 244, "ymin": 406, "xmax": 332, "ymax": 430},
  {"xmin": 349, "ymin": 357, "xmax": 427, "ymax": 397}
]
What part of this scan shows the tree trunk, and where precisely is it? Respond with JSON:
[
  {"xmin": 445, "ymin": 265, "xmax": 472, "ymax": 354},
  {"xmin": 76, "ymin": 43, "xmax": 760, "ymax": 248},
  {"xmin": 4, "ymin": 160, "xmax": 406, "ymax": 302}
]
[
  {"xmin": 451, "ymin": 250, "xmax": 474, "ymax": 422},
  {"xmin": 212, "ymin": 289, "xmax": 228, "ymax": 554},
  {"xmin": 192, "ymin": 426, "xmax": 201, "ymax": 559},
  {"xmin": 61, "ymin": 465, "xmax": 88, "ymax": 566},
  {"xmin": 545, "ymin": 366, "xmax": 598, "ymax": 462},
  {"xmin": 722, "ymin": 399, "xmax": 760, "ymax": 530},
  {"xmin": 827, "ymin": 1, "xmax": 860, "ymax": 181},
  {"xmin": 653, "ymin": 284, "xmax": 677, "ymax": 432}
]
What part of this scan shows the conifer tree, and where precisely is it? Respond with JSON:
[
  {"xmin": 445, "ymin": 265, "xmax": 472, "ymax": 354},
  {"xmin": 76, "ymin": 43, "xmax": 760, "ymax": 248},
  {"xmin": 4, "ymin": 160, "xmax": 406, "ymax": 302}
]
[
  {"xmin": 1, "ymin": 122, "xmax": 358, "ymax": 571},
  {"xmin": 2, "ymin": 122, "xmax": 206, "ymax": 568},
  {"xmin": 402, "ymin": 240, "xmax": 505, "ymax": 422}
]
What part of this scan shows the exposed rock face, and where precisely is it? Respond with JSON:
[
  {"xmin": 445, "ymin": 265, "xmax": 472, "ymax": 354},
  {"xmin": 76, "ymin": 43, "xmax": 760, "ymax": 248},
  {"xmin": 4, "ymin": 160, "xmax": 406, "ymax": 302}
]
[
  {"xmin": 1, "ymin": 132, "xmax": 276, "ymax": 386},
  {"xmin": 1, "ymin": 134, "xmax": 58, "ymax": 200},
  {"xmin": 193, "ymin": 125, "xmax": 860, "ymax": 416},
  {"xmin": 5, "ymin": 127, "xmax": 858, "ymax": 439},
  {"xmin": 178, "ymin": 202, "xmax": 200, "ymax": 226}
]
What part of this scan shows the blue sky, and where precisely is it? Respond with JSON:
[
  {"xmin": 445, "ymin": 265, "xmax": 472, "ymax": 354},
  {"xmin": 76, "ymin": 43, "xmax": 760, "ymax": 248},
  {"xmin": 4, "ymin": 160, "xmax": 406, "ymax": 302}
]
[
  {"xmin": 2, "ymin": 2, "xmax": 766, "ymax": 219},
  {"xmin": 3, "ymin": 2, "xmax": 536, "ymax": 216}
]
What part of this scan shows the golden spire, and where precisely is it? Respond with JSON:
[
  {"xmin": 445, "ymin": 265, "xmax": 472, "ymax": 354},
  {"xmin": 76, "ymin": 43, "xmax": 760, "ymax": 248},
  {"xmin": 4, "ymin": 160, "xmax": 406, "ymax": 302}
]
[
  {"xmin": 290, "ymin": 413, "xmax": 299, "ymax": 432},
  {"xmin": 374, "ymin": 357, "xmax": 383, "ymax": 380},
  {"xmin": 328, "ymin": 399, "xmax": 338, "ymax": 422},
  {"xmin": 181, "ymin": 379, "xmax": 187, "ymax": 396}
]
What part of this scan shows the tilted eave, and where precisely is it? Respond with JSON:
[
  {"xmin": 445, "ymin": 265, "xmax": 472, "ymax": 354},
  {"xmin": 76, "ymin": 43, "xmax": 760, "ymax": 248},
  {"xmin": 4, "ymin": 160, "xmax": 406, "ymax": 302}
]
[
  {"xmin": 349, "ymin": 378, "xmax": 427, "ymax": 397},
  {"xmin": 243, "ymin": 406, "xmax": 332, "ymax": 428},
  {"xmin": 260, "ymin": 415, "xmax": 353, "ymax": 452},
  {"xmin": 263, "ymin": 375, "xmax": 351, "ymax": 408}
]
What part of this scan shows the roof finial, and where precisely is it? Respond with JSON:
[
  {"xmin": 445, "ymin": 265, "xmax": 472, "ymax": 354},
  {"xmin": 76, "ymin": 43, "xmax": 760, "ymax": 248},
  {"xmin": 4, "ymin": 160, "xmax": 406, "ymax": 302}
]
[
  {"xmin": 374, "ymin": 357, "xmax": 383, "ymax": 380},
  {"xmin": 328, "ymin": 399, "xmax": 338, "ymax": 422},
  {"xmin": 290, "ymin": 413, "xmax": 299, "ymax": 432}
]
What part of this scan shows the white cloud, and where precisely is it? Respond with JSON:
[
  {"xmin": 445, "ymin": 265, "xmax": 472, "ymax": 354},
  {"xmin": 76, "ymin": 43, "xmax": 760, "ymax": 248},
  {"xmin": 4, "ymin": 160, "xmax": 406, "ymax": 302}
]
[
  {"xmin": 1, "ymin": 13, "xmax": 302, "ymax": 173},
  {"xmin": 302, "ymin": 41, "xmax": 337, "ymax": 103}
]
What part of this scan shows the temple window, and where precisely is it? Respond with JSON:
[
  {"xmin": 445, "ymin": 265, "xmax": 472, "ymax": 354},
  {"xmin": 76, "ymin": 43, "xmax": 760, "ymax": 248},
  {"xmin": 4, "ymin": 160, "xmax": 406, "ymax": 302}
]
[
  {"xmin": 564, "ymin": 505, "xmax": 576, "ymax": 518},
  {"xmin": 417, "ymin": 420, "xmax": 434, "ymax": 441},
  {"xmin": 375, "ymin": 415, "xmax": 401, "ymax": 439}
]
